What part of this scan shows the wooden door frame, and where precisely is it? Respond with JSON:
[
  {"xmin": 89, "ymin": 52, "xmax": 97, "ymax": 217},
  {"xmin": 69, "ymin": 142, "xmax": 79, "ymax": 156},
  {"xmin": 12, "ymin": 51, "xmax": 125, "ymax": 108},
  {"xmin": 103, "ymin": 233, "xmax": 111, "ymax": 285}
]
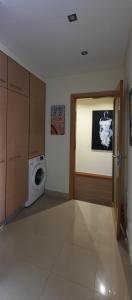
[
  {"xmin": 69, "ymin": 89, "xmax": 121, "ymax": 200},
  {"xmin": 112, "ymin": 80, "xmax": 124, "ymax": 238}
]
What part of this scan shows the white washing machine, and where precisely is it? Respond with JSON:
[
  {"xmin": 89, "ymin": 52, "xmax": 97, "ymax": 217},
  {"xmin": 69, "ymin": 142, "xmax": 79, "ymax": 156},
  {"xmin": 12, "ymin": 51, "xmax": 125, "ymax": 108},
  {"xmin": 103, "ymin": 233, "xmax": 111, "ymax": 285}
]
[{"xmin": 25, "ymin": 155, "xmax": 47, "ymax": 207}]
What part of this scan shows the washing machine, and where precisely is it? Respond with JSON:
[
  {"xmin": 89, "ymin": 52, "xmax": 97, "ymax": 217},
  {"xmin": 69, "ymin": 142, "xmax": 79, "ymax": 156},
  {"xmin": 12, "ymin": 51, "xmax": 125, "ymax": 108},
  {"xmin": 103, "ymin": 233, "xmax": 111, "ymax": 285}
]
[{"xmin": 25, "ymin": 155, "xmax": 47, "ymax": 207}]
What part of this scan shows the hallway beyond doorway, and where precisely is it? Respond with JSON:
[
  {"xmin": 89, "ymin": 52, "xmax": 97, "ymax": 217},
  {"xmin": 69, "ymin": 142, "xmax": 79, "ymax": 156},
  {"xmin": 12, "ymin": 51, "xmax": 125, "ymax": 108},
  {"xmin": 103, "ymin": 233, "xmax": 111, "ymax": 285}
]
[{"xmin": 74, "ymin": 97, "xmax": 114, "ymax": 206}]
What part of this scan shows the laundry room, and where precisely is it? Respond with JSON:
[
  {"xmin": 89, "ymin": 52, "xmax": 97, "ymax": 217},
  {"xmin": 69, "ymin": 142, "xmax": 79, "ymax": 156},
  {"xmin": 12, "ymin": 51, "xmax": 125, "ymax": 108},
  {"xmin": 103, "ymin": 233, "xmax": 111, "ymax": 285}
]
[{"xmin": 0, "ymin": 1, "xmax": 132, "ymax": 299}]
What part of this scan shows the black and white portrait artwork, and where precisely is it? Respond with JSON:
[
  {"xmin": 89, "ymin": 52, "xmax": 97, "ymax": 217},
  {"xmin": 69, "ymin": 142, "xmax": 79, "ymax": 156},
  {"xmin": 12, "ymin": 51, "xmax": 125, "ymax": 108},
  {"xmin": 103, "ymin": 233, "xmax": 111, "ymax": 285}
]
[{"xmin": 92, "ymin": 110, "xmax": 113, "ymax": 151}]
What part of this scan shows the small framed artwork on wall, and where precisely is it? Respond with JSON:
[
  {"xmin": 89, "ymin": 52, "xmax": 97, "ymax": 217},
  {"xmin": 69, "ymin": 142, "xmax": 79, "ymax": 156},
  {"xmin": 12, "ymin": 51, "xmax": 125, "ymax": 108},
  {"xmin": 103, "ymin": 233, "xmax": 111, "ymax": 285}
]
[
  {"xmin": 129, "ymin": 88, "xmax": 132, "ymax": 146},
  {"xmin": 51, "ymin": 105, "xmax": 65, "ymax": 135},
  {"xmin": 92, "ymin": 110, "xmax": 113, "ymax": 151}
]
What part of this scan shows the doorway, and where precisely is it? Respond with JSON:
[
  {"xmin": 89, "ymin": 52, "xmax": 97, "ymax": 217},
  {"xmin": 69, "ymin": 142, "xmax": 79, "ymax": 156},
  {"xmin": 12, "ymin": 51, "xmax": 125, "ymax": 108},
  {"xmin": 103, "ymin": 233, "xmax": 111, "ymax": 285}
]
[
  {"xmin": 75, "ymin": 97, "xmax": 114, "ymax": 207},
  {"xmin": 69, "ymin": 82, "xmax": 127, "ymax": 239}
]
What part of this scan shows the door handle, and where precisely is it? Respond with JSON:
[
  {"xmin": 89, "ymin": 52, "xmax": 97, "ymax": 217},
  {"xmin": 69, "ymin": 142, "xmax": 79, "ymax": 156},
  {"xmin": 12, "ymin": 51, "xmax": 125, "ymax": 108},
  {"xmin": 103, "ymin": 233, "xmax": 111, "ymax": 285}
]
[
  {"xmin": 112, "ymin": 154, "xmax": 126, "ymax": 159},
  {"xmin": 113, "ymin": 153, "xmax": 127, "ymax": 166}
]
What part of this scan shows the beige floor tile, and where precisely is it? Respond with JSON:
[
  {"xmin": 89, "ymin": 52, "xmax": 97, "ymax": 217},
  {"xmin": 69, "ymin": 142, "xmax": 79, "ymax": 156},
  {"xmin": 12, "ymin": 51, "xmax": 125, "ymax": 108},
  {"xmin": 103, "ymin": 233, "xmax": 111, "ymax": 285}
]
[
  {"xmin": 94, "ymin": 292, "xmax": 112, "ymax": 300},
  {"xmin": 0, "ymin": 199, "xmax": 131, "ymax": 300},
  {"xmin": 40, "ymin": 273, "xmax": 94, "ymax": 300},
  {"xmin": 95, "ymin": 244, "xmax": 129, "ymax": 300},
  {"xmin": 0, "ymin": 257, "xmax": 49, "ymax": 300},
  {"xmin": 67, "ymin": 219, "xmax": 99, "ymax": 252},
  {"xmin": 73, "ymin": 201, "xmax": 115, "ymax": 247},
  {"xmin": 52, "ymin": 243, "xmax": 97, "ymax": 289},
  {"xmin": 1, "ymin": 228, "xmax": 63, "ymax": 272}
]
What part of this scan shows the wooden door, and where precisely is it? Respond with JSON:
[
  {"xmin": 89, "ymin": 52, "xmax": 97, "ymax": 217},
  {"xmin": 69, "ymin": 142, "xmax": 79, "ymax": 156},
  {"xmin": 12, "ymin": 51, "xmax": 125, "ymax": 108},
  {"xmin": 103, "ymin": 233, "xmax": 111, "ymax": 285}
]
[
  {"xmin": 8, "ymin": 57, "xmax": 29, "ymax": 97},
  {"xmin": 0, "ymin": 51, "xmax": 7, "ymax": 88},
  {"xmin": 112, "ymin": 80, "xmax": 125, "ymax": 238},
  {"xmin": 6, "ymin": 90, "xmax": 29, "ymax": 217},
  {"xmin": 29, "ymin": 73, "xmax": 45, "ymax": 158},
  {"xmin": 0, "ymin": 87, "xmax": 7, "ymax": 223}
]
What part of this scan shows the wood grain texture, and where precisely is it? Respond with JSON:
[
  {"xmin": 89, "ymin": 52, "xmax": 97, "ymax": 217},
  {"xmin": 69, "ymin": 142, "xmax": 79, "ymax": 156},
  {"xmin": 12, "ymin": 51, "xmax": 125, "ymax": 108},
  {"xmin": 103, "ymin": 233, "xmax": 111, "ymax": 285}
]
[
  {"xmin": 8, "ymin": 57, "xmax": 29, "ymax": 97},
  {"xmin": 6, "ymin": 90, "xmax": 29, "ymax": 217},
  {"xmin": 74, "ymin": 173, "xmax": 112, "ymax": 206},
  {"xmin": 7, "ymin": 91, "xmax": 29, "ymax": 159},
  {"xmin": 0, "ymin": 87, "xmax": 7, "ymax": 223},
  {"xmin": 0, "ymin": 51, "xmax": 7, "ymax": 88},
  {"xmin": 6, "ymin": 156, "xmax": 28, "ymax": 217},
  {"xmin": 29, "ymin": 73, "xmax": 45, "ymax": 158},
  {"xmin": 0, "ymin": 161, "xmax": 6, "ymax": 224},
  {"xmin": 75, "ymin": 172, "xmax": 112, "ymax": 180}
]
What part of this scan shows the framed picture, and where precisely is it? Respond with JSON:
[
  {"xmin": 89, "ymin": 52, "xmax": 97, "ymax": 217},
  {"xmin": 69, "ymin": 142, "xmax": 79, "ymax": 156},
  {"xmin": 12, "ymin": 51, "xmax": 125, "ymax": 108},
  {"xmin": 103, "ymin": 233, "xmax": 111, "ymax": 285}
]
[
  {"xmin": 92, "ymin": 110, "xmax": 113, "ymax": 151},
  {"xmin": 129, "ymin": 88, "xmax": 132, "ymax": 146},
  {"xmin": 51, "ymin": 105, "xmax": 65, "ymax": 135}
]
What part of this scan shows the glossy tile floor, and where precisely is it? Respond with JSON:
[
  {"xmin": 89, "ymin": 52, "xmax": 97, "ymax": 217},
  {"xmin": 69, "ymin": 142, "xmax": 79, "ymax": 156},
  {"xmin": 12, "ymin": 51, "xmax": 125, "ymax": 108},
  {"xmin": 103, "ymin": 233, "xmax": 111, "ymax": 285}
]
[{"xmin": 0, "ymin": 197, "xmax": 132, "ymax": 300}]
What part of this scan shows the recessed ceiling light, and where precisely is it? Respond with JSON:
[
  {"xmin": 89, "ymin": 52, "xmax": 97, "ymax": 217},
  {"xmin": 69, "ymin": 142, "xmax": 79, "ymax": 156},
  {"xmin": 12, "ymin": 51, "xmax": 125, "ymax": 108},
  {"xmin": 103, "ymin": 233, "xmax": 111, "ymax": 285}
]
[
  {"xmin": 81, "ymin": 50, "xmax": 88, "ymax": 56},
  {"xmin": 67, "ymin": 13, "xmax": 78, "ymax": 22}
]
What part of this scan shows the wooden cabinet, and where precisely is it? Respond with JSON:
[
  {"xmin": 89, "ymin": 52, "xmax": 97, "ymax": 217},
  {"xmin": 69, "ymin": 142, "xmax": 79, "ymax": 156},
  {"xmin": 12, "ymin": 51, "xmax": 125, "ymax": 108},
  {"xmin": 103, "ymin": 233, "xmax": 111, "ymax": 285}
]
[
  {"xmin": 0, "ymin": 51, "xmax": 7, "ymax": 88},
  {"xmin": 0, "ymin": 87, "xmax": 7, "ymax": 223},
  {"xmin": 29, "ymin": 73, "xmax": 45, "ymax": 158},
  {"xmin": 6, "ymin": 91, "xmax": 29, "ymax": 217},
  {"xmin": 0, "ymin": 51, "xmax": 45, "ymax": 221},
  {"xmin": 0, "ymin": 162, "xmax": 6, "ymax": 224},
  {"xmin": 8, "ymin": 57, "xmax": 29, "ymax": 97},
  {"xmin": 6, "ymin": 157, "xmax": 28, "ymax": 217}
]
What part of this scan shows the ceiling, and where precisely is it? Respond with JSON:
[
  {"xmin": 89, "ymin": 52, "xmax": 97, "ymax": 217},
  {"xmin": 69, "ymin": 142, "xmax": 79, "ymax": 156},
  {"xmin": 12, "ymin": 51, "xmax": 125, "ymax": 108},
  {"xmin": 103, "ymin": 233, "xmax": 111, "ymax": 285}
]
[{"xmin": 0, "ymin": 0, "xmax": 132, "ymax": 78}]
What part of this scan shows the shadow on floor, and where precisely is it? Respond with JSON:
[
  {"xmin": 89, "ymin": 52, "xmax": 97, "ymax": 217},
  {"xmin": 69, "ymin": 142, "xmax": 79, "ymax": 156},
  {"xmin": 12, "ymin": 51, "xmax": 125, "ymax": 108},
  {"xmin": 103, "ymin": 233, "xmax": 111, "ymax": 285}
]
[{"xmin": 13, "ymin": 194, "xmax": 68, "ymax": 223}]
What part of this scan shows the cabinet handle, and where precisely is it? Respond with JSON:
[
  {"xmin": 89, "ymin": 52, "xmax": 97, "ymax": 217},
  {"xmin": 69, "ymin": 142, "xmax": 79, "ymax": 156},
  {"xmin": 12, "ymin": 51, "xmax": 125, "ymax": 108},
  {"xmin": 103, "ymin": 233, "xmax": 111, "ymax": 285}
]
[
  {"xmin": 0, "ymin": 78, "xmax": 6, "ymax": 83},
  {"xmin": 10, "ymin": 83, "xmax": 22, "ymax": 91},
  {"xmin": 9, "ymin": 155, "xmax": 22, "ymax": 161}
]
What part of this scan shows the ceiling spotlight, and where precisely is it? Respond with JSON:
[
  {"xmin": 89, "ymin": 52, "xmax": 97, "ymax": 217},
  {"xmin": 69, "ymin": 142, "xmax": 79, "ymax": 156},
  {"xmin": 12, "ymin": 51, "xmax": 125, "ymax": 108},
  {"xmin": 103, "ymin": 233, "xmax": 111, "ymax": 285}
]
[
  {"xmin": 67, "ymin": 13, "xmax": 78, "ymax": 22},
  {"xmin": 81, "ymin": 50, "xmax": 88, "ymax": 56}
]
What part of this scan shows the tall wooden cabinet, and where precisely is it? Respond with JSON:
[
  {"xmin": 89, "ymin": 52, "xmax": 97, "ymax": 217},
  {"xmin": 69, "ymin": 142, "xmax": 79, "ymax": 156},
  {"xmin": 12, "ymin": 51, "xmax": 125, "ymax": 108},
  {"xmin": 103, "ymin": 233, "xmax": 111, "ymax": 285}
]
[
  {"xmin": 8, "ymin": 57, "xmax": 29, "ymax": 97},
  {"xmin": 0, "ymin": 50, "xmax": 45, "ymax": 222},
  {"xmin": 6, "ymin": 91, "xmax": 29, "ymax": 217},
  {"xmin": 0, "ymin": 87, "xmax": 7, "ymax": 223},
  {"xmin": 0, "ymin": 51, "xmax": 7, "ymax": 88},
  {"xmin": 29, "ymin": 74, "xmax": 45, "ymax": 158}
]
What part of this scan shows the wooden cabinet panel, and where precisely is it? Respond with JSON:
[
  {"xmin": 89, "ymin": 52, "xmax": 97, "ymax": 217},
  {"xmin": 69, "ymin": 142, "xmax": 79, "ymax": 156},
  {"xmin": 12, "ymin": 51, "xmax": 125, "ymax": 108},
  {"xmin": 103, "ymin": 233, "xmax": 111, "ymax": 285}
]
[
  {"xmin": 0, "ymin": 87, "xmax": 7, "ymax": 223},
  {"xmin": 0, "ymin": 162, "xmax": 6, "ymax": 223},
  {"xmin": 0, "ymin": 51, "xmax": 7, "ymax": 88},
  {"xmin": 7, "ymin": 90, "xmax": 29, "ymax": 159},
  {"xmin": 6, "ymin": 157, "xmax": 28, "ymax": 217},
  {"xmin": 8, "ymin": 57, "xmax": 29, "ymax": 97},
  {"xmin": 29, "ymin": 73, "xmax": 45, "ymax": 158},
  {"xmin": 0, "ymin": 88, "xmax": 7, "ymax": 162},
  {"xmin": 6, "ymin": 90, "xmax": 29, "ymax": 218}
]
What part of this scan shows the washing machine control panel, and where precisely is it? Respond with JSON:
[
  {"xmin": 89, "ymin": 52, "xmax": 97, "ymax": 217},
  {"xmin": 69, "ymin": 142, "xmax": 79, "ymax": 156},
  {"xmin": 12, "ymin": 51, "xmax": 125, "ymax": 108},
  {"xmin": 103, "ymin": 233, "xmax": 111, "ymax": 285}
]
[{"xmin": 40, "ymin": 156, "xmax": 44, "ymax": 160}]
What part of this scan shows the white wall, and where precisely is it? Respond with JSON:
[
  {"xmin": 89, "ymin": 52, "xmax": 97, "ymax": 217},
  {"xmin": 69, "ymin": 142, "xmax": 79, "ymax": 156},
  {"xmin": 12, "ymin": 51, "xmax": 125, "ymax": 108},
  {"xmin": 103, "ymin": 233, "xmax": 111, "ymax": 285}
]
[
  {"xmin": 76, "ymin": 98, "xmax": 113, "ymax": 176},
  {"xmin": 45, "ymin": 68, "xmax": 123, "ymax": 193},
  {"xmin": 126, "ymin": 28, "xmax": 132, "ymax": 262}
]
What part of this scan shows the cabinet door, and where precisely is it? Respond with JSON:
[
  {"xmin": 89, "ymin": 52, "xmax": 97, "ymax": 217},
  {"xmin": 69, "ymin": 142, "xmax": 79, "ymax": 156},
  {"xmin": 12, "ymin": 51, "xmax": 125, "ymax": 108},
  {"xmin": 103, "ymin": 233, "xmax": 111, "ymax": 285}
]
[
  {"xmin": 6, "ymin": 157, "xmax": 28, "ymax": 217},
  {"xmin": 29, "ymin": 73, "xmax": 45, "ymax": 158},
  {"xmin": 0, "ymin": 87, "xmax": 7, "ymax": 223},
  {"xmin": 8, "ymin": 57, "xmax": 29, "ymax": 97},
  {"xmin": 0, "ymin": 51, "xmax": 7, "ymax": 88},
  {"xmin": 6, "ymin": 91, "xmax": 29, "ymax": 217},
  {"xmin": 7, "ymin": 90, "xmax": 29, "ymax": 159}
]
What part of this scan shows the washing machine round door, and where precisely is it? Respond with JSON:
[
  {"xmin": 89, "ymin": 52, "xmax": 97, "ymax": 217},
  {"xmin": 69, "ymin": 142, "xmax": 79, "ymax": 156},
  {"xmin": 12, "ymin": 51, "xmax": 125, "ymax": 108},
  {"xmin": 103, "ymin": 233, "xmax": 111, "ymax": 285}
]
[{"xmin": 32, "ymin": 164, "xmax": 46, "ymax": 189}]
